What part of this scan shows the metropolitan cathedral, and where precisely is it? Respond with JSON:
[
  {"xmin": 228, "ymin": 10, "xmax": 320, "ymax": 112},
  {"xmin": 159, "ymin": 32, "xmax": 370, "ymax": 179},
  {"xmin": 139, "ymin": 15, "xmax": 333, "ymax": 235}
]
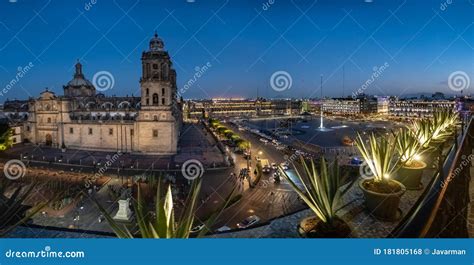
[{"xmin": 4, "ymin": 33, "xmax": 182, "ymax": 154}]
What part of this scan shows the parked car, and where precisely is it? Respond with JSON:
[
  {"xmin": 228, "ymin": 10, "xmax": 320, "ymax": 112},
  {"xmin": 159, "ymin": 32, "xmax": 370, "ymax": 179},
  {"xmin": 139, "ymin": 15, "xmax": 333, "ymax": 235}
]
[
  {"xmin": 280, "ymin": 162, "xmax": 289, "ymax": 170},
  {"xmin": 237, "ymin": 215, "xmax": 260, "ymax": 229},
  {"xmin": 271, "ymin": 163, "xmax": 277, "ymax": 170},
  {"xmin": 190, "ymin": 224, "xmax": 205, "ymax": 234}
]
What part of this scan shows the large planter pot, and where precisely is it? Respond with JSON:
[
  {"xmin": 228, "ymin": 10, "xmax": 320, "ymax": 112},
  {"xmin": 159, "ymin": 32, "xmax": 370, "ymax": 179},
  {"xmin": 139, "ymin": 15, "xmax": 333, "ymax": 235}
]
[
  {"xmin": 359, "ymin": 178, "xmax": 406, "ymax": 221},
  {"xmin": 298, "ymin": 216, "xmax": 352, "ymax": 238},
  {"xmin": 395, "ymin": 161, "xmax": 427, "ymax": 190}
]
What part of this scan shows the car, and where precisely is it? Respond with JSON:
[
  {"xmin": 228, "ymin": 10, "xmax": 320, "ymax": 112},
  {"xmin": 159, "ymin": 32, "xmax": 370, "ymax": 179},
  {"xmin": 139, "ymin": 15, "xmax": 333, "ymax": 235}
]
[
  {"xmin": 190, "ymin": 224, "xmax": 205, "ymax": 233},
  {"xmin": 271, "ymin": 163, "xmax": 277, "ymax": 170},
  {"xmin": 280, "ymin": 162, "xmax": 289, "ymax": 170},
  {"xmin": 259, "ymin": 138, "xmax": 269, "ymax": 143},
  {"xmin": 237, "ymin": 215, "xmax": 260, "ymax": 229}
]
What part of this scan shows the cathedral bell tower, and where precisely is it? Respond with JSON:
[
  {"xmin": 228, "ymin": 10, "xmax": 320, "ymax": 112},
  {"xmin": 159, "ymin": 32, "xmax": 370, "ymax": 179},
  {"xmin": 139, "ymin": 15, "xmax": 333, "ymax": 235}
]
[{"xmin": 135, "ymin": 32, "xmax": 181, "ymax": 154}]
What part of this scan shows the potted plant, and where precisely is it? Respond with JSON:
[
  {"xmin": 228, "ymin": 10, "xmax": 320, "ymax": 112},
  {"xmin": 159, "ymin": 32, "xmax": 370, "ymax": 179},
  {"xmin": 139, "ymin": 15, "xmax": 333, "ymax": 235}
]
[
  {"xmin": 410, "ymin": 110, "xmax": 458, "ymax": 168},
  {"xmin": 279, "ymin": 157, "xmax": 354, "ymax": 238},
  {"xmin": 355, "ymin": 132, "xmax": 406, "ymax": 221},
  {"xmin": 394, "ymin": 128, "xmax": 426, "ymax": 190}
]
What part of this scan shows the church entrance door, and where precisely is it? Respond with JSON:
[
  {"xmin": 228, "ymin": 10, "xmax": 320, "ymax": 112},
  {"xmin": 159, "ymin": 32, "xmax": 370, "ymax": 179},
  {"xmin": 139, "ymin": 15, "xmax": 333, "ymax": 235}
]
[{"xmin": 45, "ymin": 134, "xmax": 52, "ymax": 146}]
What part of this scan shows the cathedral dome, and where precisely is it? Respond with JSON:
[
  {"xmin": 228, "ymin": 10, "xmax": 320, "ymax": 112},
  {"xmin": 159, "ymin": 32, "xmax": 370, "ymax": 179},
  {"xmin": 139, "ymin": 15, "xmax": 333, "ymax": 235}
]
[
  {"xmin": 64, "ymin": 60, "xmax": 96, "ymax": 97},
  {"xmin": 149, "ymin": 32, "xmax": 164, "ymax": 51},
  {"xmin": 67, "ymin": 77, "xmax": 94, "ymax": 87},
  {"xmin": 67, "ymin": 61, "xmax": 94, "ymax": 87}
]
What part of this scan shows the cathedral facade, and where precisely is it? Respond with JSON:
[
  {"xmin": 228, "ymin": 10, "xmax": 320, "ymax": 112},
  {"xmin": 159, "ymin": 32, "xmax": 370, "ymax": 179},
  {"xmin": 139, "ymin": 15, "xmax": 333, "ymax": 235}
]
[{"xmin": 6, "ymin": 33, "xmax": 182, "ymax": 155}]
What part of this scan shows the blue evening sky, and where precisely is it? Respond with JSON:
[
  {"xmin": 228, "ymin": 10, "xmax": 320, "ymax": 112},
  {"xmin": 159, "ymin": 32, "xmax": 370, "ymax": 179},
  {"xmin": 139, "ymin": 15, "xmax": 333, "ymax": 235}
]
[{"xmin": 0, "ymin": 0, "xmax": 473, "ymax": 101}]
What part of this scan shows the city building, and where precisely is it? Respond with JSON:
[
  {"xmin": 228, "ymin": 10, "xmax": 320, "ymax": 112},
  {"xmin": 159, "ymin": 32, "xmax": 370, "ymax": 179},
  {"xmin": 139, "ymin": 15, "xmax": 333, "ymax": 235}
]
[
  {"xmin": 183, "ymin": 98, "xmax": 302, "ymax": 119},
  {"xmin": 322, "ymin": 97, "xmax": 378, "ymax": 115},
  {"xmin": 388, "ymin": 99, "xmax": 456, "ymax": 117},
  {"xmin": 1, "ymin": 33, "xmax": 182, "ymax": 154},
  {"xmin": 376, "ymin": 96, "xmax": 390, "ymax": 114}
]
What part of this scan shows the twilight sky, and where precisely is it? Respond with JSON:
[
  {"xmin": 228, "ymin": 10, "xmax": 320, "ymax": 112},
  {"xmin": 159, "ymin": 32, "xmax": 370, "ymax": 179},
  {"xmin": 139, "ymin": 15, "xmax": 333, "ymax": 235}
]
[{"xmin": 0, "ymin": 0, "xmax": 473, "ymax": 101}]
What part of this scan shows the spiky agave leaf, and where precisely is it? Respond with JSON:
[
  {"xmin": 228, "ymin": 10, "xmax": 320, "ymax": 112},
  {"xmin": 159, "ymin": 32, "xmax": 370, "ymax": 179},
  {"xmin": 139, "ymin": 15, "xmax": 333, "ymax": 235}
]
[
  {"xmin": 396, "ymin": 127, "xmax": 423, "ymax": 166},
  {"xmin": 279, "ymin": 157, "xmax": 351, "ymax": 224},
  {"xmin": 0, "ymin": 180, "xmax": 50, "ymax": 237},
  {"xmin": 355, "ymin": 132, "xmax": 400, "ymax": 182},
  {"xmin": 94, "ymin": 176, "xmax": 205, "ymax": 239}
]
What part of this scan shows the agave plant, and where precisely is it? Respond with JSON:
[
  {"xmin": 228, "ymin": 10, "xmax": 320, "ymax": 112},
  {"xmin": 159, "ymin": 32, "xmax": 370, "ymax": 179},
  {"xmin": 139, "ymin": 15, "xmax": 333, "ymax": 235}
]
[
  {"xmin": 279, "ymin": 157, "xmax": 353, "ymax": 224},
  {"xmin": 395, "ymin": 127, "xmax": 423, "ymax": 167},
  {"xmin": 411, "ymin": 119, "xmax": 433, "ymax": 147},
  {"xmin": 432, "ymin": 108, "xmax": 458, "ymax": 133},
  {"xmin": 355, "ymin": 132, "xmax": 400, "ymax": 182},
  {"xmin": 95, "ymin": 177, "xmax": 234, "ymax": 238},
  {"xmin": 0, "ymin": 180, "xmax": 47, "ymax": 237}
]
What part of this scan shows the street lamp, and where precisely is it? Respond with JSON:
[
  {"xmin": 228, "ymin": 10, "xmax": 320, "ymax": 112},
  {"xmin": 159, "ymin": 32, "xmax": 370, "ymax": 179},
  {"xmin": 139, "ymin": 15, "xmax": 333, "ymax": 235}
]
[{"xmin": 246, "ymin": 142, "xmax": 252, "ymax": 172}]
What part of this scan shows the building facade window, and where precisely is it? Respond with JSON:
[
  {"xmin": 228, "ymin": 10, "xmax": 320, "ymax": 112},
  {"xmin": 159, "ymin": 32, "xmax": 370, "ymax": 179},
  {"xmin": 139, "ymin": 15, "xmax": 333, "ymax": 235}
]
[
  {"xmin": 88, "ymin": 128, "xmax": 93, "ymax": 135},
  {"xmin": 152, "ymin": 129, "xmax": 158, "ymax": 138},
  {"xmin": 130, "ymin": 129, "xmax": 134, "ymax": 136},
  {"xmin": 153, "ymin": 115, "xmax": 158, "ymax": 121},
  {"xmin": 69, "ymin": 128, "xmax": 74, "ymax": 134},
  {"xmin": 153, "ymin": 93, "xmax": 159, "ymax": 105},
  {"xmin": 47, "ymin": 117, "xmax": 51, "ymax": 123},
  {"xmin": 109, "ymin": 128, "xmax": 113, "ymax": 135},
  {"xmin": 162, "ymin": 98, "xmax": 165, "ymax": 105}
]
